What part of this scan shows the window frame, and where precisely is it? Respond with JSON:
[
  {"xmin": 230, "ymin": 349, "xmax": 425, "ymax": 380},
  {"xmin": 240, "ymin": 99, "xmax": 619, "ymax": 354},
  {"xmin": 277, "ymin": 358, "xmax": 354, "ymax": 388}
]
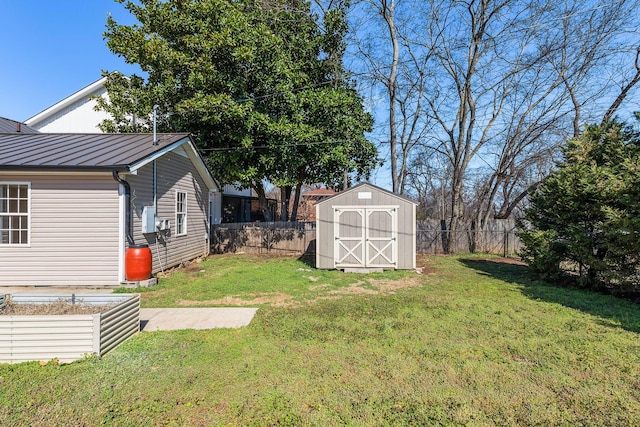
[
  {"xmin": 175, "ymin": 190, "xmax": 187, "ymax": 236},
  {"xmin": 0, "ymin": 182, "xmax": 31, "ymax": 246}
]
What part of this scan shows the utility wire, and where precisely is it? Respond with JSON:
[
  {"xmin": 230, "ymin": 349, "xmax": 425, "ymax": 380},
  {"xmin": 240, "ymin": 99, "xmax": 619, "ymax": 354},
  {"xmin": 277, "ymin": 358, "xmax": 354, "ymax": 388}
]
[{"xmin": 199, "ymin": 140, "xmax": 351, "ymax": 152}]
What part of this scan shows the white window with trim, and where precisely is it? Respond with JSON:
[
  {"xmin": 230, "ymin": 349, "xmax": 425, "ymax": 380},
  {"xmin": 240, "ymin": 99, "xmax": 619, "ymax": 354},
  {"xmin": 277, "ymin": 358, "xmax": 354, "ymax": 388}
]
[
  {"xmin": 0, "ymin": 182, "xmax": 30, "ymax": 245},
  {"xmin": 176, "ymin": 191, "xmax": 187, "ymax": 236}
]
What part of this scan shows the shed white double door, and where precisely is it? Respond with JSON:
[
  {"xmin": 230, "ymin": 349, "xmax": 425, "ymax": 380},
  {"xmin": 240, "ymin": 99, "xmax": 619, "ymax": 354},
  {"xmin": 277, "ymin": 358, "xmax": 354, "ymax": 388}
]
[{"xmin": 333, "ymin": 206, "xmax": 398, "ymax": 268}]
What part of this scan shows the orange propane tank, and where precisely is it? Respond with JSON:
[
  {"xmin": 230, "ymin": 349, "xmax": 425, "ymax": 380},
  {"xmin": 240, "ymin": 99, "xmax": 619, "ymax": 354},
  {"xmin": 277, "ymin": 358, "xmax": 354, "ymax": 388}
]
[{"xmin": 125, "ymin": 244, "xmax": 152, "ymax": 281}]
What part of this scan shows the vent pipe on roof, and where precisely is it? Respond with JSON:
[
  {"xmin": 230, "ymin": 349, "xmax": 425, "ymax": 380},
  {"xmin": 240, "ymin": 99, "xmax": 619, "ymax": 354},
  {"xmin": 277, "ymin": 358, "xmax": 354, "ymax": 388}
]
[
  {"xmin": 153, "ymin": 105, "xmax": 159, "ymax": 145},
  {"xmin": 16, "ymin": 122, "xmax": 21, "ymax": 133}
]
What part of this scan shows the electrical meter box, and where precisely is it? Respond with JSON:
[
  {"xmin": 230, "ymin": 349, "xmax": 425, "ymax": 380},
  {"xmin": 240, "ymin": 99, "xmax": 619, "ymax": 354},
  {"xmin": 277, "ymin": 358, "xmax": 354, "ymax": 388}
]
[
  {"xmin": 142, "ymin": 206, "xmax": 156, "ymax": 234},
  {"xmin": 156, "ymin": 219, "xmax": 170, "ymax": 231}
]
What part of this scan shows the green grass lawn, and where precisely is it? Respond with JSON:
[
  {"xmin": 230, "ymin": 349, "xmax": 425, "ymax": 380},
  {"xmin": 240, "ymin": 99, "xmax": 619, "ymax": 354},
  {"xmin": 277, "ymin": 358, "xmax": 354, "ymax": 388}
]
[
  {"xmin": 1, "ymin": 255, "xmax": 639, "ymax": 426},
  {"xmin": 122, "ymin": 254, "xmax": 413, "ymax": 308}
]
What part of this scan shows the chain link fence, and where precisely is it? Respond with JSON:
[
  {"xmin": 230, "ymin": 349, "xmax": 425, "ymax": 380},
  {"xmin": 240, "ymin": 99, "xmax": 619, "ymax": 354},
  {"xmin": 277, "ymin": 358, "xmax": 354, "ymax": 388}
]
[{"xmin": 416, "ymin": 219, "xmax": 521, "ymax": 256}]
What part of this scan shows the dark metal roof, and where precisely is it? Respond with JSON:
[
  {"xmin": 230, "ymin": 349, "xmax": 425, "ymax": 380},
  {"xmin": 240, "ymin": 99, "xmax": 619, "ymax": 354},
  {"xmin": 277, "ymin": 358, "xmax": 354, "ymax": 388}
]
[
  {"xmin": 0, "ymin": 133, "xmax": 191, "ymax": 171},
  {"xmin": 0, "ymin": 117, "xmax": 39, "ymax": 134}
]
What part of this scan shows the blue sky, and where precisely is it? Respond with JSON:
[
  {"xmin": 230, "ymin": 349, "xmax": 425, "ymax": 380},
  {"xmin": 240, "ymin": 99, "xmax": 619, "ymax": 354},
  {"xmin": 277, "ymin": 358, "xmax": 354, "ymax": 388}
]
[
  {"xmin": 0, "ymin": 1, "xmax": 141, "ymax": 121},
  {"xmin": 0, "ymin": 1, "xmax": 392, "ymax": 188}
]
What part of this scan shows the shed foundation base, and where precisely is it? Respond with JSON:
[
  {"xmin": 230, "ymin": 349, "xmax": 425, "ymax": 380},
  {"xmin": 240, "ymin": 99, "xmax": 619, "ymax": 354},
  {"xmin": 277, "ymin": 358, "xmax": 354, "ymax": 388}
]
[{"xmin": 342, "ymin": 268, "xmax": 385, "ymax": 274}]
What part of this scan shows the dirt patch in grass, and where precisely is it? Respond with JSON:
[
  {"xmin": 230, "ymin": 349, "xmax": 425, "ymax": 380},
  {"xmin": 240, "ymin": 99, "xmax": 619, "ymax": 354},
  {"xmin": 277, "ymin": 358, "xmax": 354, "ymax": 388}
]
[
  {"xmin": 177, "ymin": 276, "xmax": 423, "ymax": 307},
  {"xmin": 309, "ymin": 276, "xmax": 424, "ymax": 304},
  {"xmin": 0, "ymin": 300, "xmax": 113, "ymax": 315},
  {"xmin": 328, "ymin": 276, "xmax": 422, "ymax": 296},
  {"xmin": 415, "ymin": 255, "xmax": 439, "ymax": 274},
  {"xmin": 177, "ymin": 292, "xmax": 295, "ymax": 307},
  {"xmin": 157, "ymin": 257, "xmax": 206, "ymax": 278}
]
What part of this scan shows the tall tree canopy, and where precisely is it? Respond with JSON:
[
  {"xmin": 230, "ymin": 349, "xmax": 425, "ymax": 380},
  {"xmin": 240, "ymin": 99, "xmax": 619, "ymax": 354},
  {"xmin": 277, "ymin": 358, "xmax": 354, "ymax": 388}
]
[
  {"xmin": 350, "ymin": 0, "xmax": 640, "ymax": 250},
  {"xmin": 100, "ymin": 0, "xmax": 377, "ymax": 220},
  {"xmin": 518, "ymin": 120, "xmax": 640, "ymax": 291}
]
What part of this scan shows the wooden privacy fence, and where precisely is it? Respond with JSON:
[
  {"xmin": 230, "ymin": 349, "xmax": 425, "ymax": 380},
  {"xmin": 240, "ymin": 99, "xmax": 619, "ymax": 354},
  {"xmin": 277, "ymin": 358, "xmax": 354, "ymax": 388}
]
[
  {"xmin": 211, "ymin": 220, "xmax": 521, "ymax": 257},
  {"xmin": 210, "ymin": 222, "xmax": 317, "ymax": 255}
]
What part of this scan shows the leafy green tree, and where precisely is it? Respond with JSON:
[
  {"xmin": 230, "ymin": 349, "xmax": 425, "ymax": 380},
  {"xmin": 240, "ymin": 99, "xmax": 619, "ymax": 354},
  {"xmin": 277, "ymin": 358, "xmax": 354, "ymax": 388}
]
[
  {"xmin": 518, "ymin": 120, "xmax": 640, "ymax": 291},
  {"xmin": 99, "ymin": 0, "xmax": 377, "ymax": 220}
]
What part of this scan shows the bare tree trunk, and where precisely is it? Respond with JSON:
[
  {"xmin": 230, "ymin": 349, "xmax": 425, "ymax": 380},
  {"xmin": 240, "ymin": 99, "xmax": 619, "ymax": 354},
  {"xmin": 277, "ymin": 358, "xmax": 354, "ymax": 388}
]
[
  {"xmin": 381, "ymin": 0, "xmax": 400, "ymax": 193},
  {"xmin": 602, "ymin": 47, "xmax": 640, "ymax": 125},
  {"xmin": 447, "ymin": 171, "xmax": 465, "ymax": 253},
  {"xmin": 279, "ymin": 186, "xmax": 292, "ymax": 221},
  {"xmin": 355, "ymin": 0, "xmax": 429, "ymax": 196},
  {"xmin": 253, "ymin": 183, "xmax": 272, "ymax": 222},
  {"xmin": 290, "ymin": 181, "xmax": 303, "ymax": 222}
]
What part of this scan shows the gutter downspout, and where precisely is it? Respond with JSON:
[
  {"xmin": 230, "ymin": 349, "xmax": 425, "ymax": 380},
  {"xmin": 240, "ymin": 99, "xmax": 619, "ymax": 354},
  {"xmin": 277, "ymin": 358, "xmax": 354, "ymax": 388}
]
[{"xmin": 113, "ymin": 171, "xmax": 135, "ymax": 246}]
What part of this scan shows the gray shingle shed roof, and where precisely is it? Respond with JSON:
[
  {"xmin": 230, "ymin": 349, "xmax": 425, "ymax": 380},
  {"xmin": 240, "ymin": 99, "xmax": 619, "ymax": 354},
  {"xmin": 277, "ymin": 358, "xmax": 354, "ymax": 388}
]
[
  {"xmin": 315, "ymin": 182, "xmax": 418, "ymax": 205},
  {"xmin": 0, "ymin": 132, "xmax": 192, "ymax": 171}
]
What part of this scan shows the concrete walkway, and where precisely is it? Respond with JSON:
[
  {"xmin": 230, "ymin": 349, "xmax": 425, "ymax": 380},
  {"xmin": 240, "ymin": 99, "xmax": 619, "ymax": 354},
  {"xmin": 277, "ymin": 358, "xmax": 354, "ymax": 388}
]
[
  {"xmin": 1, "ymin": 287, "xmax": 258, "ymax": 331},
  {"xmin": 140, "ymin": 308, "xmax": 258, "ymax": 331}
]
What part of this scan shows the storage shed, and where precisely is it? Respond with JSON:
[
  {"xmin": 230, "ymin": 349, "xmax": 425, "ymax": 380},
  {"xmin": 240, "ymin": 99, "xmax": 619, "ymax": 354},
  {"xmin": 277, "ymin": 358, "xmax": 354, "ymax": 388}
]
[{"xmin": 315, "ymin": 183, "xmax": 417, "ymax": 271}]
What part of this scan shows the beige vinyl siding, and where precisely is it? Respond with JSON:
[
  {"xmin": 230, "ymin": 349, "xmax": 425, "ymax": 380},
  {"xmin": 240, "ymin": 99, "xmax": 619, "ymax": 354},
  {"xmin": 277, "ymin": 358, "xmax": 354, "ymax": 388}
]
[
  {"xmin": 127, "ymin": 149, "xmax": 209, "ymax": 274},
  {"xmin": 0, "ymin": 173, "xmax": 120, "ymax": 286}
]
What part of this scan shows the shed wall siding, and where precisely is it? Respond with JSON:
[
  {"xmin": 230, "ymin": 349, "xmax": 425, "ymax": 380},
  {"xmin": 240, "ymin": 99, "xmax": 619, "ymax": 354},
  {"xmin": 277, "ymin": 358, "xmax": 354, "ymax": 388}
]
[
  {"xmin": 316, "ymin": 184, "xmax": 416, "ymax": 270},
  {"xmin": 0, "ymin": 173, "xmax": 120, "ymax": 286},
  {"xmin": 127, "ymin": 150, "xmax": 209, "ymax": 273}
]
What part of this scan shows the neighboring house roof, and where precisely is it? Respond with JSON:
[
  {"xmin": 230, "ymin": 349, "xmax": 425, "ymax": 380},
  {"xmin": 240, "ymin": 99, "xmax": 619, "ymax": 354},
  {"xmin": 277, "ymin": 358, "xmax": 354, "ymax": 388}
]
[
  {"xmin": 0, "ymin": 117, "xmax": 39, "ymax": 134},
  {"xmin": 222, "ymin": 183, "xmax": 253, "ymax": 197},
  {"xmin": 0, "ymin": 132, "xmax": 218, "ymax": 190},
  {"xmin": 24, "ymin": 77, "xmax": 109, "ymax": 133},
  {"xmin": 301, "ymin": 188, "xmax": 337, "ymax": 198}
]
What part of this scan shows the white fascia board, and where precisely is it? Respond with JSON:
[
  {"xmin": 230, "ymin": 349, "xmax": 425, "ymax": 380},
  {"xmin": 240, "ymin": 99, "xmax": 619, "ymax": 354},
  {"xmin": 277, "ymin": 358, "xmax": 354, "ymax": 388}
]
[
  {"xmin": 183, "ymin": 139, "xmax": 220, "ymax": 191},
  {"xmin": 128, "ymin": 137, "xmax": 219, "ymax": 191},
  {"xmin": 25, "ymin": 77, "xmax": 108, "ymax": 126}
]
